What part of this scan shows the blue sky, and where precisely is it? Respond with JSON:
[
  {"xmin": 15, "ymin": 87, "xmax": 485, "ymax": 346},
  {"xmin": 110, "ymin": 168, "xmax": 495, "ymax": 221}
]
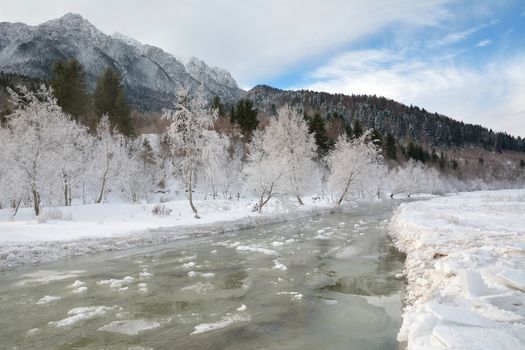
[{"xmin": 1, "ymin": 0, "xmax": 524, "ymax": 136}]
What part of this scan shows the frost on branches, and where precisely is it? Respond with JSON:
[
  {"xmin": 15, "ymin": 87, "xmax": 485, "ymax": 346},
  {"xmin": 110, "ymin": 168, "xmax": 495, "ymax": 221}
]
[
  {"xmin": 326, "ymin": 132, "xmax": 383, "ymax": 205},
  {"xmin": 243, "ymin": 105, "xmax": 319, "ymax": 212},
  {"xmin": 0, "ymin": 85, "xmax": 89, "ymax": 215},
  {"xmin": 0, "ymin": 85, "xmax": 160, "ymax": 216},
  {"xmin": 163, "ymin": 92, "xmax": 218, "ymax": 217}
]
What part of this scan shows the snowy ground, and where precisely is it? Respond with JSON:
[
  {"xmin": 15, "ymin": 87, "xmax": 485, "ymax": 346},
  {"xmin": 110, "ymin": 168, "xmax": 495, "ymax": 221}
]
[
  {"xmin": 0, "ymin": 197, "xmax": 334, "ymax": 270},
  {"xmin": 389, "ymin": 189, "xmax": 525, "ymax": 349}
]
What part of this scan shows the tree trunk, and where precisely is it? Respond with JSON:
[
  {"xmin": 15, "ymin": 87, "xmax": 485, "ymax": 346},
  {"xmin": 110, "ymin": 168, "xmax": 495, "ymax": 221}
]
[
  {"xmin": 32, "ymin": 187, "xmax": 40, "ymax": 216},
  {"xmin": 96, "ymin": 168, "xmax": 109, "ymax": 204},
  {"xmin": 187, "ymin": 174, "xmax": 199, "ymax": 218},
  {"xmin": 12, "ymin": 195, "xmax": 23, "ymax": 217},
  {"xmin": 64, "ymin": 178, "xmax": 69, "ymax": 206},
  {"xmin": 296, "ymin": 195, "xmax": 304, "ymax": 205}
]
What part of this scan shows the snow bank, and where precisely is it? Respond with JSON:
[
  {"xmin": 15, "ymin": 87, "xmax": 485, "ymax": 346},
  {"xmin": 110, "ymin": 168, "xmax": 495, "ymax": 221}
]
[
  {"xmin": 0, "ymin": 198, "xmax": 334, "ymax": 270},
  {"xmin": 389, "ymin": 189, "xmax": 525, "ymax": 349}
]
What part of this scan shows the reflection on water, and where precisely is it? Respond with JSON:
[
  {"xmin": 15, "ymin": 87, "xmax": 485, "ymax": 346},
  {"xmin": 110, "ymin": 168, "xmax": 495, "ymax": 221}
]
[{"xmin": 0, "ymin": 202, "xmax": 405, "ymax": 349}]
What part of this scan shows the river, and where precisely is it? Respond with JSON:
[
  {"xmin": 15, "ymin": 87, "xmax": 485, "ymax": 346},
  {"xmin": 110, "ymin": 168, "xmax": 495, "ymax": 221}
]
[{"xmin": 0, "ymin": 201, "xmax": 405, "ymax": 349}]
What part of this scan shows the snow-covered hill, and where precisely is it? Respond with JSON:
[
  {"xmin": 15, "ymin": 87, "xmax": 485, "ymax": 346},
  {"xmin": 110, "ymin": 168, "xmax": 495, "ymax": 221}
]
[{"xmin": 0, "ymin": 13, "xmax": 243, "ymax": 110}]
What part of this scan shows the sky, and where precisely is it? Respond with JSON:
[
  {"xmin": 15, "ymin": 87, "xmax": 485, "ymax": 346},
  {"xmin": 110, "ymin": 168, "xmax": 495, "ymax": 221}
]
[{"xmin": 1, "ymin": 0, "xmax": 524, "ymax": 136}]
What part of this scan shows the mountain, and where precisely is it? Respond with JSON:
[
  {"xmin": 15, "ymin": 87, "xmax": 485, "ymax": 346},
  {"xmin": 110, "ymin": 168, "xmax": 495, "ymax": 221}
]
[
  {"xmin": 0, "ymin": 13, "xmax": 242, "ymax": 111},
  {"xmin": 246, "ymin": 85, "xmax": 525, "ymax": 152}
]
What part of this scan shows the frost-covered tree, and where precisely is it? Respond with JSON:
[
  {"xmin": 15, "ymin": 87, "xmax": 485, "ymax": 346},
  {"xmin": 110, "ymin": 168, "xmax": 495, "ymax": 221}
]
[
  {"xmin": 389, "ymin": 159, "xmax": 427, "ymax": 197},
  {"xmin": 200, "ymin": 132, "xmax": 230, "ymax": 199},
  {"xmin": 326, "ymin": 132, "xmax": 383, "ymax": 205},
  {"xmin": 243, "ymin": 105, "xmax": 319, "ymax": 211},
  {"xmin": 1, "ymin": 85, "xmax": 87, "ymax": 215},
  {"xmin": 91, "ymin": 115, "xmax": 128, "ymax": 203},
  {"xmin": 243, "ymin": 129, "xmax": 283, "ymax": 213},
  {"xmin": 163, "ymin": 92, "xmax": 218, "ymax": 217},
  {"xmin": 270, "ymin": 105, "xmax": 319, "ymax": 205}
]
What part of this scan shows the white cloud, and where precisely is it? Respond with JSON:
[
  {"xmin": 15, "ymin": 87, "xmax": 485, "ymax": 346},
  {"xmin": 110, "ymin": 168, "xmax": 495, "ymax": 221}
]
[
  {"xmin": 299, "ymin": 49, "xmax": 525, "ymax": 137},
  {"xmin": 0, "ymin": 0, "xmax": 451, "ymax": 86},
  {"xmin": 476, "ymin": 39, "xmax": 492, "ymax": 47},
  {"xmin": 432, "ymin": 19, "xmax": 498, "ymax": 47}
]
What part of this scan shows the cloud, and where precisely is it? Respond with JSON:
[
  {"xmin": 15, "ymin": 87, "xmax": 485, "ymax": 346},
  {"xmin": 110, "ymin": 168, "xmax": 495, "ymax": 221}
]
[
  {"xmin": 476, "ymin": 39, "xmax": 492, "ymax": 47},
  {"xmin": 432, "ymin": 19, "xmax": 498, "ymax": 46},
  {"xmin": 299, "ymin": 49, "xmax": 525, "ymax": 137},
  {"xmin": 0, "ymin": 0, "xmax": 451, "ymax": 86}
]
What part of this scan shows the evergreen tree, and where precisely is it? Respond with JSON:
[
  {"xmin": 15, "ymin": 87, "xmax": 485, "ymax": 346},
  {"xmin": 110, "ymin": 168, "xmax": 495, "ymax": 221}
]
[
  {"xmin": 520, "ymin": 159, "xmax": 525, "ymax": 169},
  {"xmin": 385, "ymin": 133, "xmax": 397, "ymax": 160},
  {"xmin": 231, "ymin": 99, "xmax": 258, "ymax": 138},
  {"xmin": 431, "ymin": 149, "xmax": 439, "ymax": 163},
  {"xmin": 93, "ymin": 68, "xmax": 134, "ymax": 136},
  {"xmin": 50, "ymin": 59, "xmax": 89, "ymax": 121},
  {"xmin": 212, "ymin": 95, "xmax": 225, "ymax": 117},
  {"xmin": 352, "ymin": 119, "xmax": 363, "ymax": 138},
  {"xmin": 439, "ymin": 152, "xmax": 446, "ymax": 170},
  {"xmin": 370, "ymin": 128, "xmax": 383, "ymax": 146},
  {"xmin": 307, "ymin": 113, "xmax": 331, "ymax": 155}
]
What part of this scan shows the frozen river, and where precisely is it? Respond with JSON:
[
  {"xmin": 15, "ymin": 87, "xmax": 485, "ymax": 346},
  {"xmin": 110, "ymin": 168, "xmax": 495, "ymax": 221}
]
[{"xmin": 0, "ymin": 202, "xmax": 405, "ymax": 349}]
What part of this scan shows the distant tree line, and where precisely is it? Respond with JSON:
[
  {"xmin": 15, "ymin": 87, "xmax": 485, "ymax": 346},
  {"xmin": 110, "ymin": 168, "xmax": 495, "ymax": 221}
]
[{"xmin": 246, "ymin": 85, "xmax": 525, "ymax": 153}]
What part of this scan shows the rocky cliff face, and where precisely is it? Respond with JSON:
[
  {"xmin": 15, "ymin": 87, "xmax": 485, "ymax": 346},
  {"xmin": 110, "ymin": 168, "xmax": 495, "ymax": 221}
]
[{"xmin": 0, "ymin": 13, "xmax": 243, "ymax": 111}]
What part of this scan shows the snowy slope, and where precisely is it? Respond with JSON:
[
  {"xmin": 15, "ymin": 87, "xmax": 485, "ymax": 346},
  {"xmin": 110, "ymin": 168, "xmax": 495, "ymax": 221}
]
[
  {"xmin": 389, "ymin": 190, "xmax": 525, "ymax": 349},
  {"xmin": 0, "ymin": 197, "xmax": 333, "ymax": 270},
  {"xmin": 0, "ymin": 13, "xmax": 242, "ymax": 110}
]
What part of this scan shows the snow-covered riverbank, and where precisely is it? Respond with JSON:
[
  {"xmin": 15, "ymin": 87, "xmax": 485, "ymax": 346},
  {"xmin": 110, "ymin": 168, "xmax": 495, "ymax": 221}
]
[
  {"xmin": 389, "ymin": 189, "xmax": 525, "ymax": 349},
  {"xmin": 0, "ymin": 198, "xmax": 335, "ymax": 270}
]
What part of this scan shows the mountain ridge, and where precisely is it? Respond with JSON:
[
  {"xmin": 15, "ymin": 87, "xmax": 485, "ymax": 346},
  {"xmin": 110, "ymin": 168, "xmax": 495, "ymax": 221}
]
[{"xmin": 0, "ymin": 13, "xmax": 242, "ymax": 110}]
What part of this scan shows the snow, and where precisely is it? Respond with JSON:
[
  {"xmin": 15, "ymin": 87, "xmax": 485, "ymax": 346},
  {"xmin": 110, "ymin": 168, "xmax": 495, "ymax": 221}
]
[
  {"xmin": 389, "ymin": 189, "xmax": 525, "ymax": 349},
  {"xmin": 0, "ymin": 198, "xmax": 332, "ymax": 270}
]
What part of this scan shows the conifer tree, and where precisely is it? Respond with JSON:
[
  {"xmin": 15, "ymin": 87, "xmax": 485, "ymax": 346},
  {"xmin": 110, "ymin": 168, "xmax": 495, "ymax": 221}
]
[
  {"xmin": 93, "ymin": 68, "xmax": 134, "ymax": 136},
  {"xmin": 231, "ymin": 99, "xmax": 258, "ymax": 139},
  {"xmin": 385, "ymin": 133, "xmax": 397, "ymax": 160},
  {"xmin": 307, "ymin": 113, "xmax": 331, "ymax": 156},
  {"xmin": 51, "ymin": 59, "xmax": 89, "ymax": 121},
  {"xmin": 352, "ymin": 119, "xmax": 363, "ymax": 138}
]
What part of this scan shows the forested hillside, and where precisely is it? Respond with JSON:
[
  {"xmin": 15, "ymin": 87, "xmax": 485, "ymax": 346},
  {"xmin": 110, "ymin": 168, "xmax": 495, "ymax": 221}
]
[{"xmin": 247, "ymin": 85, "xmax": 525, "ymax": 152}]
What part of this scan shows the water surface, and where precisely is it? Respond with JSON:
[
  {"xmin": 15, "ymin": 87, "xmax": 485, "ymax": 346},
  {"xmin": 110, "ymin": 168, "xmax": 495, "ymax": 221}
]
[{"xmin": 0, "ymin": 202, "xmax": 405, "ymax": 349}]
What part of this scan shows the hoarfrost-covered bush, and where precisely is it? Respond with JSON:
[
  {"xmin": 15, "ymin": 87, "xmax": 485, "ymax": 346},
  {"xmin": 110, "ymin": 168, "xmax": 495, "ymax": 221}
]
[
  {"xmin": 151, "ymin": 204, "xmax": 172, "ymax": 216},
  {"xmin": 326, "ymin": 132, "xmax": 383, "ymax": 205},
  {"xmin": 37, "ymin": 208, "xmax": 72, "ymax": 223}
]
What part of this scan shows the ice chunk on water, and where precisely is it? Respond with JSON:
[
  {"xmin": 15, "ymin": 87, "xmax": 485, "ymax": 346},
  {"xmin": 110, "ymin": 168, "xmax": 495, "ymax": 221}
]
[
  {"xmin": 460, "ymin": 270, "xmax": 486, "ymax": 297},
  {"xmin": 138, "ymin": 283, "xmax": 148, "ymax": 292},
  {"xmin": 70, "ymin": 280, "xmax": 86, "ymax": 288},
  {"xmin": 237, "ymin": 304, "xmax": 247, "ymax": 311},
  {"xmin": 191, "ymin": 313, "xmax": 250, "ymax": 335},
  {"xmin": 96, "ymin": 276, "xmax": 134, "ymax": 289},
  {"xmin": 49, "ymin": 306, "xmax": 115, "ymax": 327},
  {"xmin": 276, "ymin": 291, "xmax": 303, "ymax": 301},
  {"xmin": 182, "ymin": 262, "xmax": 196, "ymax": 269},
  {"xmin": 236, "ymin": 245, "xmax": 278, "ymax": 256},
  {"xmin": 272, "ymin": 260, "xmax": 287, "ymax": 271},
  {"xmin": 26, "ymin": 328, "xmax": 41, "ymax": 336},
  {"xmin": 98, "ymin": 319, "xmax": 160, "ymax": 335},
  {"xmin": 72, "ymin": 286, "xmax": 87, "ymax": 294},
  {"xmin": 15, "ymin": 270, "xmax": 85, "ymax": 286},
  {"xmin": 36, "ymin": 295, "xmax": 61, "ymax": 304}
]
